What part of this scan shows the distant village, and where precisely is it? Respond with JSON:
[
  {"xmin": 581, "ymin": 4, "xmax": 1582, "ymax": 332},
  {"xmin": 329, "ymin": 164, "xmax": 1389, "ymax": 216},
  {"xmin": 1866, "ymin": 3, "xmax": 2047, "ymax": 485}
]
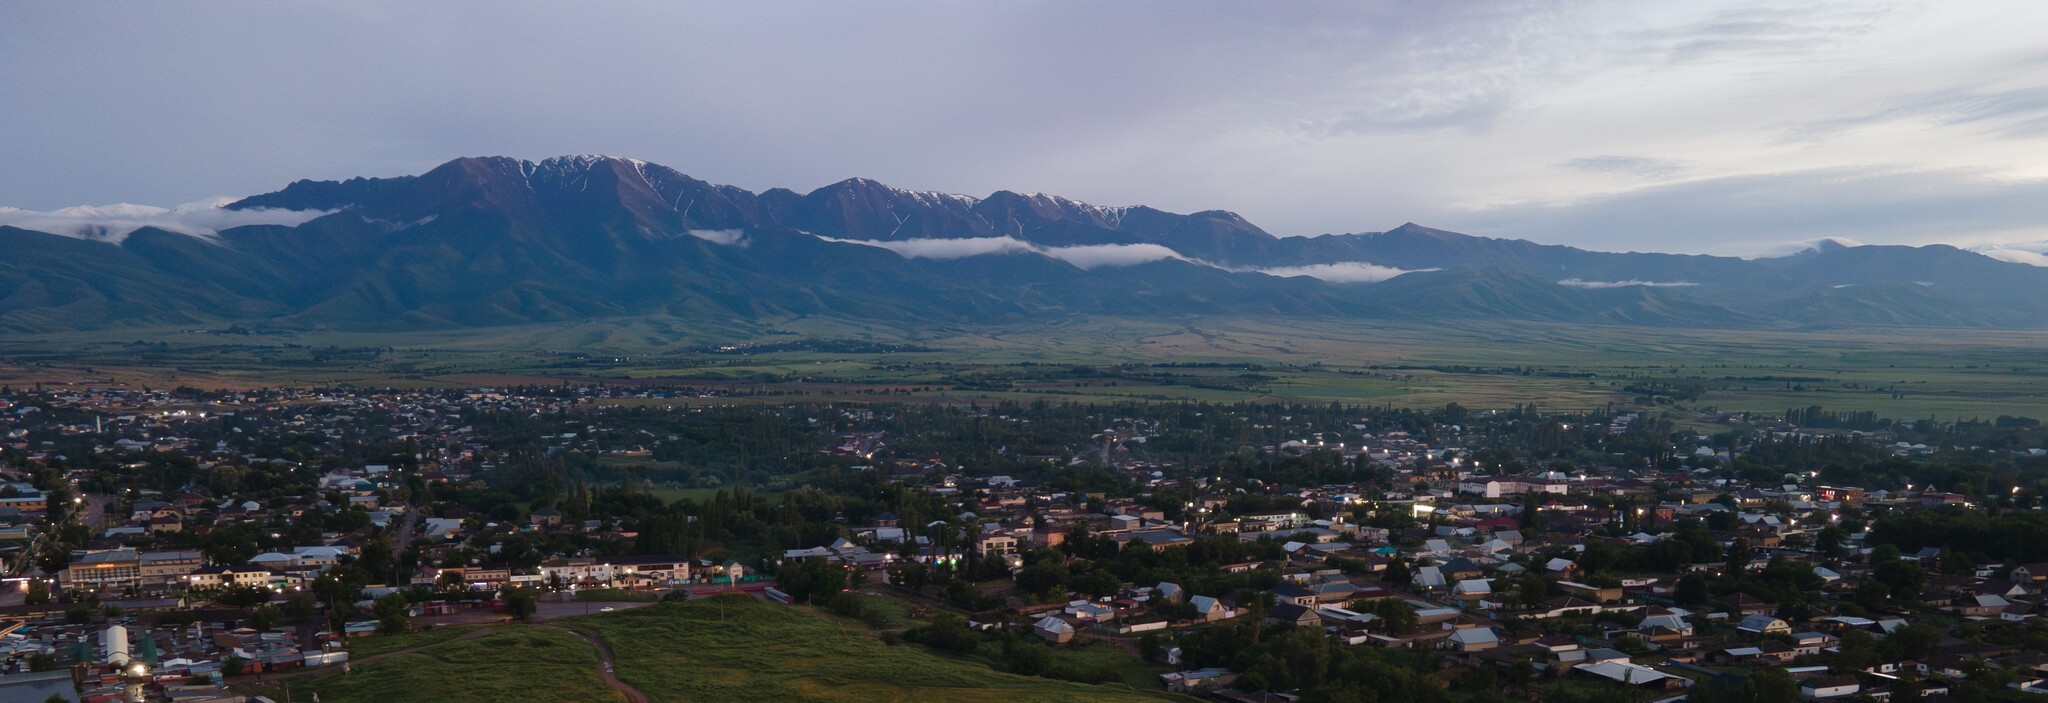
[{"xmin": 2, "ymin": 383, "xmax": 2047, "ymax": 702}]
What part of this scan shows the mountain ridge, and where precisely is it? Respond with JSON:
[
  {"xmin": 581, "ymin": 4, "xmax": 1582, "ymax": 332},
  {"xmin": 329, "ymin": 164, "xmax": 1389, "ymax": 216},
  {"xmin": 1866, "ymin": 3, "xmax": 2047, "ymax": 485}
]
[{"xmin": 4, "ymin": 154, "xmax": 2046, "ymax": 334}]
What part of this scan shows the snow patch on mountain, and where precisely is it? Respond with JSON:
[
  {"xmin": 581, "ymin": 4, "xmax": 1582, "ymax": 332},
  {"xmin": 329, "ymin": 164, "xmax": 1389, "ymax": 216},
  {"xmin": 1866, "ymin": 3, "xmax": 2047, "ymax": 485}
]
[{"xmin": 0, "ymin": 199, "xmax": 331, "ymax": 244}]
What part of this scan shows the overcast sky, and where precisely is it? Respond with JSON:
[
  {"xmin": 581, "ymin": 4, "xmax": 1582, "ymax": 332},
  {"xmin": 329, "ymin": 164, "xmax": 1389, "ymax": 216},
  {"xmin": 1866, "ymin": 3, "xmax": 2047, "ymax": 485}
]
[{"xmin": 7, "ymin": 1, "xmax": 2048, "ymax": 255}]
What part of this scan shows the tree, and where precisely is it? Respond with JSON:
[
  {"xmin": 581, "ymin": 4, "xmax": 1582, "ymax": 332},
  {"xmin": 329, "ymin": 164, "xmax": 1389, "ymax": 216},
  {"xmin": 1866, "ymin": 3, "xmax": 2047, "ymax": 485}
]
[
  {"xmin": 1078, "ymin": 569, "xmax": 1122, "ymax": 599},
  {"xmin": 26, "ymin": 653, "xmax": 59, "ymax": 672},
  {"xmin": 888, "ymin": 561, "xmax": 929, "ymax": 592},
  {"xmin": 1138, "ymin": 632, "xmax": 1164, "ymax": 662},
  {"xmin": 1725, "ymin": 537, "xmax": 1754, "ymax": 576},
  {"xmin": 1005, "ymin": 641, "xmax": 1050, "ymax": 675},
  {"xmin": 502, "ymin": 586, "xmax": 538, "ymax": 621},
  {"xmin": 1518, "ymin": 571, "xmax": 1549, "ymax": 608},
  {"xmin": 1855, "ymin": 580, "xmax": 1892, "ymax": 611},
  {"xmin": 1364, "ymin": 598, "xmax": 1417, "ymax": 634},
  {"xmin": 25, "ymin": 579, "xmax": 49, "ymax": 605},
  {"xmin": 1382, "ymin": 557, "xmax": 1412, "ymax": 588},
  {"xmin": 777, "ymin": 559, "xmax": 850, "ymax": 604},
  {"xmin": 1016, "ymin": 559, "xmax": 1068, "ymax": 600},
  {"xmin": 1675, "ymin": 572, "xmax": 1711, "ymax": 606},
  {"xmin": 904, "ymin": 613, "xmax": 980, "ymax": 654},
  {"xmin": 283, "ymin": 590, "xmax": 318, "ymax": 623},
  {"xmin": 1882, "ymin": 622, "xmax": 1944, "ymax": 662},
  {"xmin": 1752, "ymin": 667, "xmax": 1798, "ymax": 702},
  {"xmin": 372, "ymin": 592, "xmax": 410, "ymax": 634},
  {"xmin": 248, "ymin": 604, "xmax": 282, "ymax": 631},
  {"xmin": 1815, "ymin": 526, "xmax": 1847, "ymax": 560}
]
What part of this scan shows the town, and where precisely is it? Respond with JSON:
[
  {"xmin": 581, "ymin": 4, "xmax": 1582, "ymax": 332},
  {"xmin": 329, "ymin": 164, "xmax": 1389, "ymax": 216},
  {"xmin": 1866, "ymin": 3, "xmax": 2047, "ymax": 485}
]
[{"xmin": 2, "ymin": 382, "xmax": 2046, "ymax": 702}]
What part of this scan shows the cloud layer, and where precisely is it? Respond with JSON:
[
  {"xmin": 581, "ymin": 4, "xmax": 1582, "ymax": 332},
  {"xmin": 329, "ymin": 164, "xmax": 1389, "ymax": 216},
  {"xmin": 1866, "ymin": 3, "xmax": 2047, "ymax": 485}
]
[
  {"xmin": 820, "ymin": 236, "xmax": 1185, "ymax": 269},
  {"xmin": 0, "ymin": 199, "xmax": 330, "ymax": 243},
  {"xmin": 685, "ymin": 228, "xmax": 747, "ymax": 246},
  {"xmin": 823, "ymin": 235, "xmax": 1423, "ymax": 283},
  {"xmin": 1558, "ymin": 278, "xmax": 1700, "ymax": 289},
  {"xmin": 1250, "ymin": 262, "xmax": 1421, "ymax": 283}
]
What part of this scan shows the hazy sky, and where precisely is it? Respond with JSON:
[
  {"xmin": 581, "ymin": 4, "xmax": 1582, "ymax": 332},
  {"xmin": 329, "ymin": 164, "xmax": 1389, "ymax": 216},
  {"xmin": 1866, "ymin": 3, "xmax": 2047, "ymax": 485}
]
[{"xmin": 7, "ymin": 2, "xmax": 2048, "ymax": 255}]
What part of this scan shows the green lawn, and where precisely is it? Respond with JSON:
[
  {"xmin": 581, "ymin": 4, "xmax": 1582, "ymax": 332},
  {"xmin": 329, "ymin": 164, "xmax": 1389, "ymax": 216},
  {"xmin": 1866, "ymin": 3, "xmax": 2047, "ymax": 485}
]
[
  {"xmin": 563, "ymin": 595, "xmax": 1183, "ymax": 702},
  {"xmin": 262, "ymin": 626, "xmax": 619, "ymax": 703}
]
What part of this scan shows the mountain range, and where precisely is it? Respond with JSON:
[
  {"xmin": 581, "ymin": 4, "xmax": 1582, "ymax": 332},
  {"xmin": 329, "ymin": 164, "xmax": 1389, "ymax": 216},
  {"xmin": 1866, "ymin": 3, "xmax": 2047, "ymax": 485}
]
[{"xmin": 5, "ymin": 154, "xmax": 2047, "ymax": 334}]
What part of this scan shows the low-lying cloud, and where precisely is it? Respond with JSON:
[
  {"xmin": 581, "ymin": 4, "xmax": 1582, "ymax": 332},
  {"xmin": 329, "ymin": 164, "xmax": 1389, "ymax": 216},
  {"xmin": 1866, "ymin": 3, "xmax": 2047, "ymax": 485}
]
[
  {"xmin": 821, "ymin": 236, "xmax": 1184, "ymax": 270},
  {"xmin": 0, "ymin": 199, "xmax": 330, "ymax": 244},
  {"xmin": 1974, "ymin": 243, "xmax": 2048, "ymax": 267},
  {"xmin": 686, "ymin": 228, "xmax": 747, "ymax": 246},
  {"xmin": 1737, "ymin": 236, "xmax": 1866, "ymax": 259},
  {"xmin": 1249, "ymin": 262, "xmax": 1420, "ymax": 283},
  {"xmin": 1558, "ymin": 278, "xmax": 1699, "ymax": 289},
  {"xmin": 823, "ymin": 235, "xmax": 1425, "ymax": 282}
]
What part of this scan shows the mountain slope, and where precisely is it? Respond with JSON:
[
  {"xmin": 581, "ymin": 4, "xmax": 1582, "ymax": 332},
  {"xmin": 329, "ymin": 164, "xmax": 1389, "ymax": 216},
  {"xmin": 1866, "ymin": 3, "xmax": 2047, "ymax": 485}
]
[{"xmin": 2, "ymin": 155, "xmax": 2044, "ymax": 334}]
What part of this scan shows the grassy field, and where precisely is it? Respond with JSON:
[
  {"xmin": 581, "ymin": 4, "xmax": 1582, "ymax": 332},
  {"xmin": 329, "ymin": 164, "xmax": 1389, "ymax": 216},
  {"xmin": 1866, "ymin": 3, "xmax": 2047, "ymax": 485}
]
[
  {"xmin": 260, "ymin": 626, "xmax": 620, "ymax": 703},
  {"xmin": 11, "ymin": 315, "xmax": 2048, "ymax": 419},
  {"xmin": 343, "ymin": 624, "xmax": 486, "ymax": 658},
  {"xmin": 561, "ymin": 595, "xmax": 1182, "ymax": 702},
  {"xmin": 252, "ymin": 596, "xmax": 1182, "ymax": 703}
]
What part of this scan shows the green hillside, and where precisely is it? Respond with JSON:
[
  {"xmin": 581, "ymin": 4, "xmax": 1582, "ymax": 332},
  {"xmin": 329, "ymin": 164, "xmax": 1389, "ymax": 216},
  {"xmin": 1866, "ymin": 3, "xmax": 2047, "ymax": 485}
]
[
  {"xmin": 564, "ymin": 596, "xmax": 1180, "ymax": 703},
  {"xmin": 262, "ymin": 626, "xmax": 619, "ymax": 703},
  {"xmin": 259, "ymin": 596, "xmax": 1180, "ymax": 703}
]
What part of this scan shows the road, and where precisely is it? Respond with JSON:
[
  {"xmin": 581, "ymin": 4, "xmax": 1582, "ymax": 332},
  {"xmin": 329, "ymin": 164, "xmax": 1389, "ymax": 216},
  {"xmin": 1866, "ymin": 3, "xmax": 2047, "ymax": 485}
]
[
  {"xmin": 80, "ymin": 491, "xmax": 114, "ymax": 532},
  {"xmin": 387, "ymin": 507, "xmax": 420, "ymax": 565}
]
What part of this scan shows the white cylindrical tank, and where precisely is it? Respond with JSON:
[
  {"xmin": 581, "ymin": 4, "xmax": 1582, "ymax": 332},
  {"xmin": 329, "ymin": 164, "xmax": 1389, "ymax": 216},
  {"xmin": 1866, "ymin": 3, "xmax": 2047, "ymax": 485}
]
[{"xmin": 103, "ymin": 624, "xmax": 130, "ymax": 665}]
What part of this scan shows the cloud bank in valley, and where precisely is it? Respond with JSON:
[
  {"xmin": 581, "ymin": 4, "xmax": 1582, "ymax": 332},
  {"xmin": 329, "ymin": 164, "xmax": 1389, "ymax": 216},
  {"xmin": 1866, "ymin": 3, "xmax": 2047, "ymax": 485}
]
[
  {"xmin": 685, "ymin": 228, "xmax": 747, "ymax": 246},
  {"xmin": 1558, "ymin": 278, "xmax": 1700, "ymax": 289},
  {"xmin": 820, "ymin": 236, "xmax": 1185, "ymax": 270},
  {"xmin": 1249, "ymin": 262, "xmax": 1421, "ymax": 283},
  {"xmin": 822, "ymin": 235, "xmax": 1423, "ymax": 282},
  {"xmin": 0, "ymin": 199, "xmax": 330, "ymax": 243},
  {"xmin": 1974, "ymin": 243, "xmax": 2048, "ymax": 267}
]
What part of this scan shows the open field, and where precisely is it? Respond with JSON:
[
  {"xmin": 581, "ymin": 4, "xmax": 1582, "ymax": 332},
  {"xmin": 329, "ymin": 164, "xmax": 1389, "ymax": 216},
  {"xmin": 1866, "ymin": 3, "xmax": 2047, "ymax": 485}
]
[
  {"xmin": 250, "ymin": 596, "xmax": 1182, "ymax": 703},
  {"xmin": 255, "ymin": 626, "xmax": 620, "ymax": 703},
  {"xmin": 562, "ymin": 596, "xmax": 1182, "ymax": 703},
  {"xmin": 343, "ymin": 624, "xmax": 487, "ymax": 658},
  {"xmin": 9, "ymin": 316, "xmax": 2048, "ymax": 419}
]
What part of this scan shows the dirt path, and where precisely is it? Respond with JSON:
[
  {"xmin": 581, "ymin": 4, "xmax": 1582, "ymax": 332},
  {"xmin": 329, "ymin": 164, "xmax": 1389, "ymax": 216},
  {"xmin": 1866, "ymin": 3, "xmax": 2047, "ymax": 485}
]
[{"xmin": 565, "ymin": 628, "xmax": 651, "ymax": 703}]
